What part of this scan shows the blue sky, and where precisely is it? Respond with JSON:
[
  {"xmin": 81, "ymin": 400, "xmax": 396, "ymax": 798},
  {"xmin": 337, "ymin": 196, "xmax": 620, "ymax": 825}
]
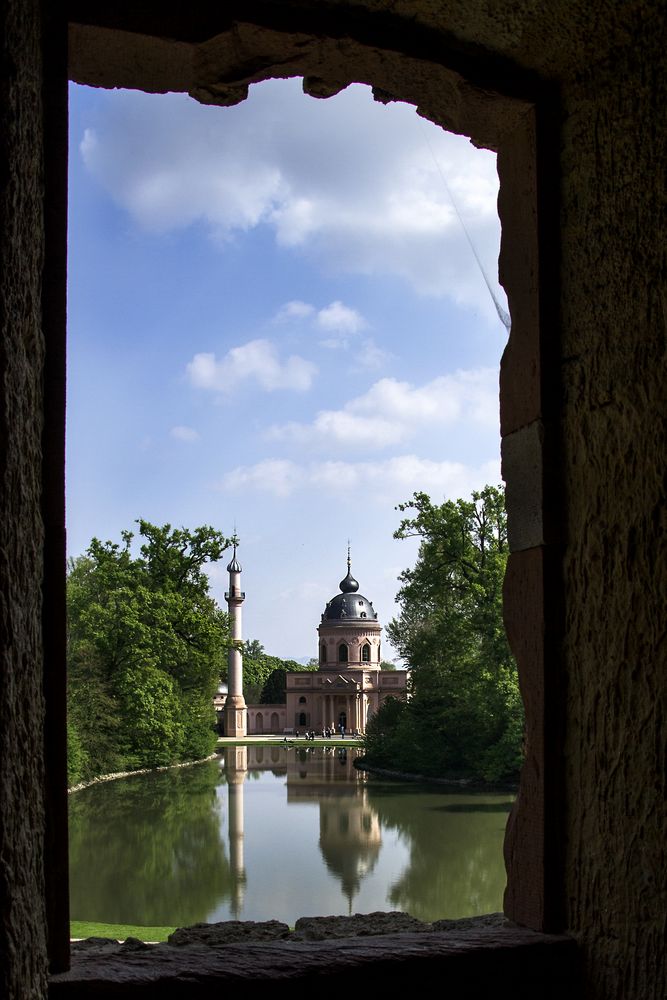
[{"xmin": 67, "ymin": 77, "xmax": 508, "ymax": 663}]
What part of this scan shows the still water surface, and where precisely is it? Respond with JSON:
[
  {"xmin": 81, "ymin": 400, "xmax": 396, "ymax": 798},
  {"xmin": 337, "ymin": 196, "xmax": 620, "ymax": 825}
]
[{"xmin": 69, "ymin": 746, "xmax": 513, "ymax": 927}]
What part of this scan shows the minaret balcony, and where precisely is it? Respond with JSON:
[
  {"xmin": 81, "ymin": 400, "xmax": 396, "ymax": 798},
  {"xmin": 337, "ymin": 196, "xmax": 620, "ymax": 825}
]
[{"xmin": 225, "ymin": 588, "xmax": 246, "ymax": 600}]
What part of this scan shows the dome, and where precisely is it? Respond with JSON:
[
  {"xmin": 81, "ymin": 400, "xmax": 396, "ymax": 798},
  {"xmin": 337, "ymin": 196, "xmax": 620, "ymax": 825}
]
[
  {"xmin": 322, "ymin": 552, "xmax": 378, "ymax": 622},
  {"xmin": 322, "ymin": 592, "xmax": 377, "ymax": 621},
  {"xmin": 227, "ymin": 543, "xmax": 242, "ymax": 573}
]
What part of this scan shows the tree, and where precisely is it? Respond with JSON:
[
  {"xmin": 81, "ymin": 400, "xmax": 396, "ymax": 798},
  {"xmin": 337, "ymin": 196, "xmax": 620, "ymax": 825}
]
[
  {"xmin": 260, "ymin": 668, "xmax": 290, "ymax": 704},
  {"xmin": 239, "ymin": 641, "xmax": 317, "ymax": 704},
  {"xmin": 365, "ymin": 485, "xmax": 523, "ymax": 783},
  {"xmin": 67, "ymin": 521, "xmax": 233, "ymax": 782}
]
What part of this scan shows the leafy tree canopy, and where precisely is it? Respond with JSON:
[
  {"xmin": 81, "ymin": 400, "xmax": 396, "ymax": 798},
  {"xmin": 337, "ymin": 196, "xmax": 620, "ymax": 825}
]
[
  {"xmin": 67, "ymin": 521, "xmax": 233, "ymax": 783},
  {"xmin": 239, "ymin": 641, "xmax": 316, "ymax": 704},
  {"xmin": 364, "ymin": 486, "xmax": 523, "ymax": 783}
]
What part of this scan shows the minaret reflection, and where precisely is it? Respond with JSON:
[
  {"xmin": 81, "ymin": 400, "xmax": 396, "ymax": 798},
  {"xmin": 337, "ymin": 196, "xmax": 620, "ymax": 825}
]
[
  {"xmin": 223, "ymin": 745, "xmax": 382, "ymax": 914},
  {"xmin": 225, "ymin": 746, "xmax": 248, "ymax": 917}
]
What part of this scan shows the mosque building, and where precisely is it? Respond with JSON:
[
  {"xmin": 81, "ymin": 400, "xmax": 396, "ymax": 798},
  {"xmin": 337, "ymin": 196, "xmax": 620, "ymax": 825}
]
[{"xmin": 222, "ymin": 546, "xmax": 407, "ymax": 736}]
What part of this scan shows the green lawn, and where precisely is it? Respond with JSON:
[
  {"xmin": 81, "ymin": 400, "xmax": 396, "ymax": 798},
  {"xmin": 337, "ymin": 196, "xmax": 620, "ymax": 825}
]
[{"xmin": 71, "ymin": 920, "xmax": 176, "ymax": 942}]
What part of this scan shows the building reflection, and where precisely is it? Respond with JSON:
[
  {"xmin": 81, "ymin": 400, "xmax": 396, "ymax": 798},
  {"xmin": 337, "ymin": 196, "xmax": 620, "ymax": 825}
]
[{"xmin": 221, "ymin": 745, "xmax": 381, "ymax": 913}]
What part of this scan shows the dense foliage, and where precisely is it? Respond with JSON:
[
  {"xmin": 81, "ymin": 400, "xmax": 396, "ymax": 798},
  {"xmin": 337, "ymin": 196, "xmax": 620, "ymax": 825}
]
[
  {"xmin": 240, "ymin": 640, "xmax": 315, "ymax": 704},
  {"xmin": 67, "ymin": 521, "xmax": 232, "ymax": 784},
  {"xmin": 363, "ymin": 485, "xmax": 523, "ymax": 783}
]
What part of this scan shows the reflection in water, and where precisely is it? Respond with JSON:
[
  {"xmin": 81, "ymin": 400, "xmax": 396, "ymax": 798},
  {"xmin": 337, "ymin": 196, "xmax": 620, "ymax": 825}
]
[
  {"xmin": 270, "ymin": 745, "xmax": 382, "ymax": 915},
  {"xmin": 68, "ymin": 747, "xmax": 513, "ymax": 927},
  {"xmin": 225, "ymin": 747, "xmax": 248, "ymax": 917},
  {"xmin": 366, "ymin": 782, "xmax": 513, "ymax": 922},
  {"xmin": 68, "ymin": 761, "xmax": 232, "ymax": 925}
]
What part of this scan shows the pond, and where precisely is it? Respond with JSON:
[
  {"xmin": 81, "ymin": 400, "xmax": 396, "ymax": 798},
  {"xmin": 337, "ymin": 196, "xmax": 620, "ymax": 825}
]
[{"xmin": 68, "ymin": 745, "xmax": 513, "ymax": 928}]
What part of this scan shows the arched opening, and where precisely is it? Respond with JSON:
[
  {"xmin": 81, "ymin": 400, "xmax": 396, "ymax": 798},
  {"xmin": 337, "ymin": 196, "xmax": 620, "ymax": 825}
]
[
  {"xmin": 62, "ymin": 73, "xmax": 541, "ymax": 942},
  {"xmin": 320, "ymin": 643, "xmax": 327, "ymax": 664},
  {"xmin": 64, "ymin": 58, "xmax": 540, "ymax": 935},
  {"xmin": 362, "ymin": 643, "xmax": 371, "ymax": 662}
]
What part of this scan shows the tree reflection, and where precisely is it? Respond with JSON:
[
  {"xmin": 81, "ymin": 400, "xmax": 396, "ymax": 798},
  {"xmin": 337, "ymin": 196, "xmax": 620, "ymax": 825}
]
[
  {"xmin": 366, "ymin": 783, "xmax": 513, "ymax": 921},
  {"xmin": 68, "ymin": 760, "xmax": 234, "ymax": 926}
]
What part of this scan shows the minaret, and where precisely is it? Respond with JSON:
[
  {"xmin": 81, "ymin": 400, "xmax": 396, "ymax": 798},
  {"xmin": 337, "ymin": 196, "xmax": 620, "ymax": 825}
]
[{"xmin": 223, "ymin": 538, "xmax": 247, "ymax": 738}]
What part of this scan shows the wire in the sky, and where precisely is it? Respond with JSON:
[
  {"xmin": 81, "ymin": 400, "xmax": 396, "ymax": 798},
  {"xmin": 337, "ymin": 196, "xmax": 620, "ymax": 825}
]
[{"xmin": 417, "ymin": 116, "xmax": 511, "ymax": 333}]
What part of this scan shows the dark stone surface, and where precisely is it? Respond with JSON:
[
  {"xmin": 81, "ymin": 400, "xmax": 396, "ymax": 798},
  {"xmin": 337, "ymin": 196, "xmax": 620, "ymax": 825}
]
[
  {"xmin": 1, "ymin": 4, "xmax": 665, "ymax": 999},
  {"xmin": 292, "ymin": 911, "xmax": 431, "ymax": 940},
  {"xmin": 49, "ymin": 927, "xmax": 580, "ymax": 997},
  {"xmin": 167, "ymin": 920, "xmax": 291, "ymax": 946},
  {"xmin": 431, "ymin": 912, "xmax": 508, "ymax": 932}
]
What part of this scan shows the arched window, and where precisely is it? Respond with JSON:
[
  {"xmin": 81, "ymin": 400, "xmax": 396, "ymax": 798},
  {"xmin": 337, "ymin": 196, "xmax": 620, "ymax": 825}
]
[
  {"xmin": 362, "ymin": 643, "xmax": 371, "ymax": 662},
  {"xmin": 338, "ymin": 643, "xmax": 348, "ymax": 663},
  {"xmin": 320, "ymin": 643, "xmax": 327, "ymax": 663},
  {"xmin": 298, "ymin": 696, "xmax": 307, "ymax": 704}
]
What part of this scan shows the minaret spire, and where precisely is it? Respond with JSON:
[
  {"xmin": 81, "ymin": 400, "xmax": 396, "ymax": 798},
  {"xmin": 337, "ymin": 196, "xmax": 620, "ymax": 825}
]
[{"xmin": 223, "ymin": 535, "xmax": 247, "ymax": 737}]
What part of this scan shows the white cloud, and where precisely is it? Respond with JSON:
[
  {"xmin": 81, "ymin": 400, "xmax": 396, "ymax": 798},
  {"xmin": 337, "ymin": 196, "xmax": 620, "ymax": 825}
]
[
  {"xmin": 353, "ymin": 339, "xmax": 393, "ymax": 371},
  {"xmin": 273, "ymin": 297, "xmax": 383, "ymax": 368},
  {"xmin": 274, "ymin": 300, "xmax": 316, "ymax": 323},
  {"xmin": 222, "ymin": 459, "xmax": 305, "ymax": 498},
  {"xmin": 268, "ymin": 368, "xmax": 498, "ymax": 447},
  {"xmin": 220, "ymin": 454, "xmax": 501, "ymax": 502},
  {"xmin": 78, "ymin": 80, "xmax": 506, "ymax": 322},
  {"xmin": 316, "ymin": 301, "xmax": 367, "ymax": 335},
  {"xmin": 186, "ymin": 339, "xmax": 317, "ymax": 393},
  {"xmin": 170, "ymin": 425, "xmax": 200, "ymax": 442}
]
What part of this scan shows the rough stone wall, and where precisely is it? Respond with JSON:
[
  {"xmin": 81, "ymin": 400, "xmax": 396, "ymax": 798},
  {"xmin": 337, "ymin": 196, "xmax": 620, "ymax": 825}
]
[
  {"xmin": 558, "ymin": 18, "xmax": 667, "ymax": 1000},
  {"xmin": 1, "ymin": 2, "xmax": 665, "ymax": 998},
  {"xmin": 0, "ymin": 0, "xmax": 49, "ymax": 997}
]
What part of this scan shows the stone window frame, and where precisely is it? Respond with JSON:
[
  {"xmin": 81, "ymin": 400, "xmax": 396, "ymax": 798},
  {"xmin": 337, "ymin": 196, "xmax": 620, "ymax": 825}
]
[{"xmin": 44, "ymin": 6, "xmax": 566, "ymax": 985}]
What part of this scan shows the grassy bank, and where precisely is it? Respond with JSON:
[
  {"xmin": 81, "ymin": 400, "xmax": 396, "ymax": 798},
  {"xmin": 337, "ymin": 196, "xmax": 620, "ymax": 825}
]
[{"xmin": 71, "ymin": 920, "xmax": 176, "ymax": 942}]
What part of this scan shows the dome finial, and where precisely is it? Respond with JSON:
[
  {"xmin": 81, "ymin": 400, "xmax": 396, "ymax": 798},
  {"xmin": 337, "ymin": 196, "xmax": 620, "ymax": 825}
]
[
  {"xmin": 339, "ymin": 541, "xmax": 359, "ymax": 593},
  {"xmin": 227, "ymin": 531, "xmax": 242, "ymax": 573}
]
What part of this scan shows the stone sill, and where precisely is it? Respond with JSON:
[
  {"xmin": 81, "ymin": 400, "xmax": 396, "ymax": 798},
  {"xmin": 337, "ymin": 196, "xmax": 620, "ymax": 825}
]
[{"xmin": 49, "ymin": 927, "xmax": 580, "ymax": 998}]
